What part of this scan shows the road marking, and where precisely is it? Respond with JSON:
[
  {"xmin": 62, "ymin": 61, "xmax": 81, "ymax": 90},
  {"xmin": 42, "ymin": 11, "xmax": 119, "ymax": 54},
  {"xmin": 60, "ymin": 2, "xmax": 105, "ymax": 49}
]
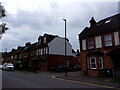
[{"xmin": 51, "ymin": 75, "xmax": 120, "ymax": 89}]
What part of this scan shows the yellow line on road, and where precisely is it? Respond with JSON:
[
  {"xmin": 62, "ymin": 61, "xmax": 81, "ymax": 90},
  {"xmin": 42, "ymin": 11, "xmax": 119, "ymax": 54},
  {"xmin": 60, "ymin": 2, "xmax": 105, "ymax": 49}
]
[{"xmin": 51, "ymin": 75, "xmax": 120, "ymax": 89}]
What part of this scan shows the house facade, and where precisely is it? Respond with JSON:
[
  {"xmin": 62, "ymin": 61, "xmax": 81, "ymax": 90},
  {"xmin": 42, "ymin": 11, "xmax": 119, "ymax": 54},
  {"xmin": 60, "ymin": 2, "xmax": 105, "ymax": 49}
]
[
  {"xmin": 2, "ymin": 34, "xmax": 78, "ymax": 72},
  {"xmin": 79, "ymin": 14, "xmax": 120, "ymax": 77},
  {"xmin": 30, "ymin": 34, "xmax": 78, "ymax": 71}
]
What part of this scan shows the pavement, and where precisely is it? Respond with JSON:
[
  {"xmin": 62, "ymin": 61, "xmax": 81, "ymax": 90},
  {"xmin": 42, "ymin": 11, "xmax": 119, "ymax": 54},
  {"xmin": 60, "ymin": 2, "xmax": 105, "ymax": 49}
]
[{"xmin": 53, "ymin": 71, "xmax": 120, "ymax": 89}]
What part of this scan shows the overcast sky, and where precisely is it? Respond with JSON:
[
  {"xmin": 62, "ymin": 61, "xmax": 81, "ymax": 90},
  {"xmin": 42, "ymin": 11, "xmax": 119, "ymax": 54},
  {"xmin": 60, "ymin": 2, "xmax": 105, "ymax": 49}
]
[{"xmin": 0, "ymin": 0, "xmax": 119, "ymax": 52}]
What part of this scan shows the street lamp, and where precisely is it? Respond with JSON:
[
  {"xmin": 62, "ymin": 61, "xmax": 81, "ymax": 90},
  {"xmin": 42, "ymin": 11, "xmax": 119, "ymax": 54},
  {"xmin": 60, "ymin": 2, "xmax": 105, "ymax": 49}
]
[{"xmin": 63, "ymin": 19, "xmax": 67, "ymax": 77}]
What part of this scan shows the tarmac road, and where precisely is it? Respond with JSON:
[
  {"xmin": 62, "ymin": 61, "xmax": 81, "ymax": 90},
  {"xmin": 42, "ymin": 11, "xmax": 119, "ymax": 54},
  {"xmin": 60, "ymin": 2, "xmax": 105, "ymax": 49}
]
[{"xmin": 2, "ymin": 71, "xmax": 116, "ymax": 89}]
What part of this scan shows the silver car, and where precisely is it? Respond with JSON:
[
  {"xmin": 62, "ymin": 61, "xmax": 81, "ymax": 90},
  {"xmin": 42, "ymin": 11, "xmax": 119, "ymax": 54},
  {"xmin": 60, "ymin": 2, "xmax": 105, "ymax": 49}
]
[
  {"xmin": 2, "ymin": 63, "xmax": 14, "ymax": 71},
  {"xmin": 0, "ymin": 65, "xmax": 2, "ymax": 70}
]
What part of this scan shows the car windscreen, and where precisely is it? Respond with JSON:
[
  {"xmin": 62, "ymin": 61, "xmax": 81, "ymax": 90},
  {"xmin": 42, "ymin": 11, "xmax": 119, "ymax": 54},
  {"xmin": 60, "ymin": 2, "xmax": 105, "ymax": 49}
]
[{"xmin": 7, "ymin": 64, "xmax": 13, "ymax": 66}]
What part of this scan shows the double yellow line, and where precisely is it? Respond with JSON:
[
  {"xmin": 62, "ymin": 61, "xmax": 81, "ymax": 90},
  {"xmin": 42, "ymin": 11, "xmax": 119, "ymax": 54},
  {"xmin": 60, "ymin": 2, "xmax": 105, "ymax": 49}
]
[{"xmin": 52, "ymin": 75, "xmax": 120, "ymax": 89}]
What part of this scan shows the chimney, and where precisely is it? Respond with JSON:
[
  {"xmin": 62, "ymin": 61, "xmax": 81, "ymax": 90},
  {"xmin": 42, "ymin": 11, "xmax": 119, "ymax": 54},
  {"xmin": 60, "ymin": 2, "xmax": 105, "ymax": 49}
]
[
  {"xmin": 89, "ymin": 17, "xmax": 96, "ymax": 27},
  {"xmin": 12, "ymin": 48, "xmax": 16, "ymax": 52},
  {"xmin": 25, "ymin": 42, "xmax": 31, "ymax": 46},
  {"xmin": 17, "ymin": 46, "xmax": 22, "ymax": 49}
]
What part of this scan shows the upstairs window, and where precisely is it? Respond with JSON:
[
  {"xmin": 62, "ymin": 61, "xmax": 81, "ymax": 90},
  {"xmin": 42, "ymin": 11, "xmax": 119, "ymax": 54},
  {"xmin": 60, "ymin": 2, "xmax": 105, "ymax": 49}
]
[
  {"xmin": 88, "ymin": 38, "xmax": 94, "ymax": 49},
  {"xmin": 104, "ymin": 34, "xmax": 112, "ymax": 46},
  {"xmin": 114, "ymin": 32, "xmax": 120, "ymax": 45},
  {"xmin": 90, "ymin": 57, "xmax": 96, "ymax": 69},
  {"xmin": 43, "ymin": 48, "xmax": 46, "ymax": 54},
  {"xmin": 38, "ymin": 39, "xmax": 41, "ymax": 44},
  {"xmin": 95, "ymin": 36, "xmax": 102, "ymax": 48},
  {"xmin": 44, "ymin": 37, "xmax": 46, "ymax": 43},
  {"xmin": 82, "ymin": 40, "xmax": 86, "ymax": 50}
]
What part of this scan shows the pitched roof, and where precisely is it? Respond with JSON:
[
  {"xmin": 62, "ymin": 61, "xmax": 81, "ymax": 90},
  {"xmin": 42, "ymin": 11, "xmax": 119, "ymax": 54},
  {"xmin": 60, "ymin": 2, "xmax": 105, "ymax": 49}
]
[{"xmin": 79, "ymin": 13, "xmax": 120, "ymax": 39}]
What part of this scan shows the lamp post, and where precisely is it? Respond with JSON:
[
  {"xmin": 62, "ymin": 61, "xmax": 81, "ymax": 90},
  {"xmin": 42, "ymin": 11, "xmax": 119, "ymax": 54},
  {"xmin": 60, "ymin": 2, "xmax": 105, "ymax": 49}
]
[{"xmin": 63, "ymin": 19, "xmax": 67, "ymax": 77}]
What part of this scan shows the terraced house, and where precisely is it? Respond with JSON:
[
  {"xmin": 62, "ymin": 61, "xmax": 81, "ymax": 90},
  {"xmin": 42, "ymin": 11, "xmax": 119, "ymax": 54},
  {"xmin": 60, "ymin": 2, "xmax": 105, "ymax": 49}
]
[
  {"xmin": 79, "ymin": 13, "xmax": 120, "ymax": 78},
  {"xmin": 2, "ymin": 34, "xmax": 78, "ymax": 71}
]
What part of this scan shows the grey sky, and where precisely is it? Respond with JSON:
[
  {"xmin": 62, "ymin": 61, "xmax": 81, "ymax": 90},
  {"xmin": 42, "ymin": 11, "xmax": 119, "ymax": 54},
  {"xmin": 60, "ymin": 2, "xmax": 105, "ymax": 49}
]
[{"xmin": 0, "ymin": 0, "xmax": 119, "ymax": 52}]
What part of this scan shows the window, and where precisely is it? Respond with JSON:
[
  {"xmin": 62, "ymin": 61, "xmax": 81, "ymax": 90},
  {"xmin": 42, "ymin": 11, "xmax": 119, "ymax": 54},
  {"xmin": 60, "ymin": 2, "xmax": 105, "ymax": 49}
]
[
  {"xmin": 90, "ymin": 57, "xmax": 96, "ymax": 69},
  {"xmin": 46, "ymin": 47, "xmax": 48, "ymax": 54},
  {"xmin": 105, "ymin": 19, "xmax": 111, "ymax": 24},
  {"xmin": 88, "ymin": 38, "xmax": 94, "ymax": 49},
  {"xmin": 104, "ymin": 34, "xmax": 112, "ymax": 46},
  {"xmin": 11, "ymin": 56, "xmax": 13, "ymax": 59},
  {"xmin": 37, "ymin": 49, "xmax": 41, "ymax": 55},
  {"xmin": 95, "ymin": 36, "xmax": 102, "ymax": 48},
  {"xmin": 38, "ymin": 39, "xmax": 41, "ymax": 44},
  {"xmin": 44, "ymin": 37, "xmax": 46, "ymax": 43},
  {"xmin": 114, "ymin": 32, "xmax": 120, "ymax": 45},
  {"xmin": 43, "ymin": 48, "xmax": 46, "ymax": 54},
  {"xmin": 99, "ymin": 57, "xmax": 103, "ymax": 69},
  {"xmin": 40, "ymin": 49, "xmax": 43, "ymax": 55},
  {"xmin": 82, "ymin": 40, "xmax": 86, "ymax": 50}
]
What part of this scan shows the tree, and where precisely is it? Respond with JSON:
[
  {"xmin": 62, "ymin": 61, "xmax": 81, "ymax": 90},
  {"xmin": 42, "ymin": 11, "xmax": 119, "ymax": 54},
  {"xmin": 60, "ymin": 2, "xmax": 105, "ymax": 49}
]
[{"xmin": 0, "ymin": 2, "xmax": 8, "ymax": 39}]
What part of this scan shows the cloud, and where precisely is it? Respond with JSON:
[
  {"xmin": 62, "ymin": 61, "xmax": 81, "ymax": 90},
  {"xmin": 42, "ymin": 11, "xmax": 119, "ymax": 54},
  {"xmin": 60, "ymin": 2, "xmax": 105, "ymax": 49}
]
[{"xmin": 1, "ymin": 1, "xmax": 119, "ymax": 52}]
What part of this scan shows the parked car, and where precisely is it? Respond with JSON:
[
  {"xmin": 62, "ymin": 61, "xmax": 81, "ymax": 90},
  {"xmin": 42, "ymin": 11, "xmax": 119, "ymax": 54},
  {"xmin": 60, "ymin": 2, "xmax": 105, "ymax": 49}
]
[
  {"xmin": 56, "ymin": 65, "xmax": 72, "ymax": 72},
  {"xmin": 2, "ymin": 63, "xmax": 14, "ymax": 71},
  {"xmin": 74, "ymin": 65, "xmax": 81, "ymax": 71},
  {"xmin": 0, "ymin": 65, "xmax": 2, "ymax": 70}
]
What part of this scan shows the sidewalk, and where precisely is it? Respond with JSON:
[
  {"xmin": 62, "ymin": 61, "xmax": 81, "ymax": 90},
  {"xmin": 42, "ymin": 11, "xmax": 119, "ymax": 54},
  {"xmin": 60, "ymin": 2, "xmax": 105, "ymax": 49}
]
[{"xmin": 55, "ymin": 72, "xmax": 120, "ymax": 89}]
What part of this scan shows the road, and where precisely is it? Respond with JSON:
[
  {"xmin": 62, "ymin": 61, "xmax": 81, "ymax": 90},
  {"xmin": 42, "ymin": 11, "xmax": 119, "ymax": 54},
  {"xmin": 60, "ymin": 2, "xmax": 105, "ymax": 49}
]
[{"xmin": 2, "ymin": 71, "xmax": 112, "ymax": 89}]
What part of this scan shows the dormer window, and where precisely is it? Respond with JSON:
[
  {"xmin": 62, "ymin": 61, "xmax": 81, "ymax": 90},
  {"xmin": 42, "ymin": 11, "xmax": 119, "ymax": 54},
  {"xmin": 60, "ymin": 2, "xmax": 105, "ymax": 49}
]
[
  {"xmin": 88, "ymin": 38, "xmax": 94, "ymax": 49},
  {"xmin": 105, "ymin": 19, "xmax": 111, "ymax": 24},
  {"xmin": 38, "ymin": 39, "xmax": 41, "ymax": 44},
  {"xmin": 44, "ymin": 37, "xmax": 46, "ymax": 43}
]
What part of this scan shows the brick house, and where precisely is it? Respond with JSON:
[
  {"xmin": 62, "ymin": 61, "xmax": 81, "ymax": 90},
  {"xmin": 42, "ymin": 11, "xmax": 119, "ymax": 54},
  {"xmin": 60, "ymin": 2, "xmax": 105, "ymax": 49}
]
[
  {"xmin": 79, "ymin": 13, "xmax": 120, "ymax": 77},
  {"xmin": 2, "ymin": 33, "xmax": 78, "ymax": 72},
  {"xmin": 31, "ymin": 34, "xmax": 78, "ymax": 71}
]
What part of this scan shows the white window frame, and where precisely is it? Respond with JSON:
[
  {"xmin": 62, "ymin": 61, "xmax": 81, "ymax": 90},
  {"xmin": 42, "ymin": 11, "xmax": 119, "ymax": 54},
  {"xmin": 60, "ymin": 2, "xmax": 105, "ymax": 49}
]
[
  {"xmin": 95, "ymin": 36, "xmax": 102, "ymax": 48},
  {"xmin": 104, "ymin": 34, "xmax": 112, "ymax": 46},
  {"xmin": 114, "ymin": 32, "xmax": 120, "ymax": 45},
  {"xmin": 40, "ymin": 49, "xmax": 43, "ymax": 55},
  {"xmin": 99, "ymin": 57, "xmax": 103, "ymax": 69},
  {"xmin": 90, "ymin": 57, "xmax": 96, "ymax": 69},
  {"xmin": 11, "ymin": 55, "xmax": 13, "ymax": 59},
  {"xmin": 43, "ymin": 47, "xmax": 46, "ymax": 54},
  {"xmin": 88, "ymin": 38, "xmax": 94, "ymax": 49},
  {"xmin": 46, "ymin": 47, "xmax": 48, "ymax": 54},
  {"xmin": 82, "ymin": 40, "xmax": 86, "ymax": 50},
  {"xmin": 38, "ymin": 39, "xmax": 41, "ymax": 44},
  {"xmin": 44, "ymin": 37, "xmax": 46, "ymax": 43}
]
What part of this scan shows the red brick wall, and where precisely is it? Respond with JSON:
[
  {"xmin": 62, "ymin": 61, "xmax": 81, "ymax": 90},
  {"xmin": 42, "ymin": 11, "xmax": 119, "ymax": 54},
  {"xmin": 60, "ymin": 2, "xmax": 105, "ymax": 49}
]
[
  {"xmin": 80, "ymin": 51, "xmax": 88, "ymax": 71},
  {"xmin": 47, "ymin": 54, "xmax": 78, "ymax": 69},
  {"xmin": 79, "ymin": 31, "xmax": 119, "ymax": 76}
]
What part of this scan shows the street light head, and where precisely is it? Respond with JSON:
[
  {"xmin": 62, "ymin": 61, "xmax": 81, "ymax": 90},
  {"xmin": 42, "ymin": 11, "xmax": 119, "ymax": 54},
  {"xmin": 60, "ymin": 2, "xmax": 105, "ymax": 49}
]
[{"xmin": 63, "ymin": 19, "xmax": 66, "ymax": 21}]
